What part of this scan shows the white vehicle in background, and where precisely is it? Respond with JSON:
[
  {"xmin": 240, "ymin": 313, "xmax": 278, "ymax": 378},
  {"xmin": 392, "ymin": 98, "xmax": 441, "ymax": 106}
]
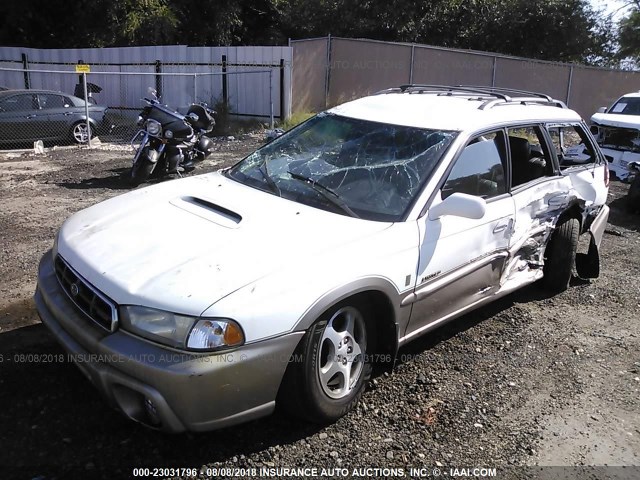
[
  {"xmin": 591, "ymin": 91, "xmax": 640, "ymax": 181},
  {"xmin": 35, "ymin": 85, "xmax": 610, "ymax": 432}
]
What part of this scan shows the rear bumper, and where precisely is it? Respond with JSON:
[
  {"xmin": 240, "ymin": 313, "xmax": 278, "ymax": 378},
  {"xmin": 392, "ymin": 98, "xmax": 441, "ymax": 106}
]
[{"xmin": 34, "ymin": 250, "xmax": 303, "ymax": 432}]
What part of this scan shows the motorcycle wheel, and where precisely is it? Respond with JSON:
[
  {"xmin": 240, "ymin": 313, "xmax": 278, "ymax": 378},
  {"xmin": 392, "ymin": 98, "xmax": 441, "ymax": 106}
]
[{"xmin": 129, "ymin": 147, "xmax": 157, "ymax": 187}]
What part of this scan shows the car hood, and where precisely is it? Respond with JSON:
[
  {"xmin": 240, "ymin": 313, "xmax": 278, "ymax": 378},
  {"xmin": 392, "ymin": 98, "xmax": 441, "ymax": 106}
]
[
  {"xmin": 57, "ymin": 172, "xmax": 391, "ymax": 316},
  {"xmin": 591, "ymin": 112, "xmax": 640, "ymax": 130}
]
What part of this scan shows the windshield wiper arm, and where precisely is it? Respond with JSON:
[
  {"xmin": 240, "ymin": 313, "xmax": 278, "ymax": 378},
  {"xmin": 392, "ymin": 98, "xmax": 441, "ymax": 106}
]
[
  {"xmin": 287, "ymin": 171, "xmax": 360, "ymax": 218},
  {"xmin": 258, "ymin": 162, "xmax": 281, "ymax": 196}
]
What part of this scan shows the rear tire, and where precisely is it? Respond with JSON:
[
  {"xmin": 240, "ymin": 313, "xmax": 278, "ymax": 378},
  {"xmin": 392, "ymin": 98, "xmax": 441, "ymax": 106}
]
[
  {"xmin": 542, "ymin": 216, "xmax": 579, "ymax": 293},
  {"xmin": 278, "ymin": 299, "xmax": 375, "ymax": 424},
  {"xmin": 70, "ymin": 121, "xmax": 92, "ymax": 144}
]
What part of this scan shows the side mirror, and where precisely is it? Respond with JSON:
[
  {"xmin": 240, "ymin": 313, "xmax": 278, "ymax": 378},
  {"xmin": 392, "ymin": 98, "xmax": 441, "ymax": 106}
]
[
  {"xmin": 597, "ymin": 107, "xmax": 607, "ymax": 114},
  {"xmin": 428, "ymin": 192, "xmax": 487, "ymax": 220},
  {"xmin": 147, "ymin": 87, "xmax": 158, "ymax": 100}
]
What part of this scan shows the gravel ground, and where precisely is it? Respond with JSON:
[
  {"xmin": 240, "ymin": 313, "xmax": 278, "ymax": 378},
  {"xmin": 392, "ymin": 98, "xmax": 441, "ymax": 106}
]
[{"xmin": 0, "ymin": 137, "xmax": 638, "ymax": 480}]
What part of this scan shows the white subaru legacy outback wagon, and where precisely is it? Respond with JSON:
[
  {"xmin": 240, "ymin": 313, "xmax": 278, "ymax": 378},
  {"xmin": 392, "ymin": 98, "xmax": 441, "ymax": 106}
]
[{"xmin": 35, "ymin": 86, "xmax": 610, "ymax": 432}]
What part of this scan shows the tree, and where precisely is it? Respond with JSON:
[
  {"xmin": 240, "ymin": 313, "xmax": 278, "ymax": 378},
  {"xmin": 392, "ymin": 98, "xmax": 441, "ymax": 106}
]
[
  {"xmin": 618, "ymin": 2, "xmax": 640, "ymax": 62},
  {"xmin": 0, "ymin": 0, "xmax": 618, "ymax": 66},
  {"xmin": 278, "ymin": 0, "xmax": 614, "ymax": 64}
]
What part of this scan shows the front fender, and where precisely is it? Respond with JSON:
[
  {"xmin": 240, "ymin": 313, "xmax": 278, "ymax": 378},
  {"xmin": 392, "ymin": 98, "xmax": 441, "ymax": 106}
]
[{"xmin": 292, "ymin": 276, "xmax": 403, "ymax": 333}]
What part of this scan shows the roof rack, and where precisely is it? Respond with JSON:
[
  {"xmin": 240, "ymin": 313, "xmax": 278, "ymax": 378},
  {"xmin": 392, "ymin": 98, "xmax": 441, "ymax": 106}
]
[{"xmin": 375, "ymin": 84, "xmax": 567, "ymax": 110}]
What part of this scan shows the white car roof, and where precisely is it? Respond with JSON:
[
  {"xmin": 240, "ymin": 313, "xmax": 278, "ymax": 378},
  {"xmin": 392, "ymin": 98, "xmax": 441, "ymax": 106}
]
[
  {"xmin": 329, "ymin": 89, "xmax": 583, "ymax": 132},
  {"xmin": 618, "ymin": 91, "xmax": 640, "ymax": 99}
]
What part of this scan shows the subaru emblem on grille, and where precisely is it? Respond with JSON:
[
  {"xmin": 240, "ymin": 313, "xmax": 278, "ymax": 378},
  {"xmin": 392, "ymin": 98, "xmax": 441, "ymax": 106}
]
[{"xmin": 70, "ymin": 283, "xmax": 80, "ymax": 296}]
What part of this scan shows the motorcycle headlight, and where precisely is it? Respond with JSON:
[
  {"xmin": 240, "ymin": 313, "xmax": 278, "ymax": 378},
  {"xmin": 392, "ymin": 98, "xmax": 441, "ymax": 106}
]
[
  {"xmin": 164, "ymin": 129, "xmax": 173, "ymax": 139},
  {"xmin": 146, "ymin": 120, "xmax": 161, "ymax": 136},
  {"xmin": 119, "ymin": 305, "xmax": 244, "ymax": 351}
]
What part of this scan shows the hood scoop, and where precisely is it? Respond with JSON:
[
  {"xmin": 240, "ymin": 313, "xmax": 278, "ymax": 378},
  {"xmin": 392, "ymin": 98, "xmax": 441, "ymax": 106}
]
[{"xmin": 170, "ymin": 196, "xmax": 242, "ymax": 228}]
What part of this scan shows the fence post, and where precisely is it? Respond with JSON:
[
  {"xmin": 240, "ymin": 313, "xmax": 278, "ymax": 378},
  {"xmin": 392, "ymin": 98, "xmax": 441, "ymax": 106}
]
[
  {"xmin": 82, "ymin": 72, "xmax": 92, "ymax": 147},
  {"xmin": 409, "ymin": 45, "xmax": 415, "ymax": 84},
  {"xmin": 325, "ymin": 34, "xmax": 332, "ymax": 109},
  {"xmin": 566, "ymin": 65, "xmax": 574, "ymax": 107},
  {"xmin": 491, "ymin": 56, "xmax": 497, "ymax": 87},
  {"xmin": 269, "ymin": 69, "xmax": 274, "ymax": 129},
  {"xmin": 21, "ymin": 53, "xmax": 30, "ymax": 89},
  {"xmin": 155, "ymin": 60, "xmax": 163, "ymax": 99},
  {"xmin": 279, "ymin": 59, "xmax": 285, "ymax": 120},
  {"xmin": 193, "ymin": 73, "xmax": 198, "ymax": 104},
  {"xmin": 222, "ymin": 54, "xmax": 228, "ymax": 107}
]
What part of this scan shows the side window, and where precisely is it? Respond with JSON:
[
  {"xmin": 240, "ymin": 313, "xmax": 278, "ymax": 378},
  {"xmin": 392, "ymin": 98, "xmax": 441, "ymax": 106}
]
[
  {"xmin": 507, "ymin": 126, "xmax": 553, "ymax": 187},
  {"xmin": 547, "ymin": 124, "xmax": 596, "ymax": 169},
  {"xmin": 0, "ymin": 94, "xmax": 36, "ymax": 112},
  {"xmin": 38, "ymin": 94, "xmax": 66, "ymax": 109},
  {"xmin": 442, "ymin": 131, "xmax": 507, "ymax": 200}
]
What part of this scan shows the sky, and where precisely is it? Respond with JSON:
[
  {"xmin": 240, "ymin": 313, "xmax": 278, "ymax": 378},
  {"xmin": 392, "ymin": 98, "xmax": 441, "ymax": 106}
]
[{"xmin": 590, "ymin": 0, "xmax": 632, "ymax": 19}]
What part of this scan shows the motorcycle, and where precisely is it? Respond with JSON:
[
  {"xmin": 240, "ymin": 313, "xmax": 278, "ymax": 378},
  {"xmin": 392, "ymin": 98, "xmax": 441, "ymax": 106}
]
[{"xmin": 129, "ymin": 88, "xmax": 215, "ymax": 186}]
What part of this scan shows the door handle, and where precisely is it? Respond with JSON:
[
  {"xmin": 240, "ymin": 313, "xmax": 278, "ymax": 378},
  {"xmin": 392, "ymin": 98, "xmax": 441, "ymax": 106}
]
[
  {"xmin": 26, "ymin": 114, "xmax": 36, "ymax": 119},
  {"xmin": 63, "ymin": 112, "xmax": 72, "ymax": 116}
]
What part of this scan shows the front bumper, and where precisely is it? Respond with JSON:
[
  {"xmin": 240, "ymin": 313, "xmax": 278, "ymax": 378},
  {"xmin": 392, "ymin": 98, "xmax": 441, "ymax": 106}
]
[{"xmin": 34, "ymin": 250, "xmax": 304, "ymax": 432}]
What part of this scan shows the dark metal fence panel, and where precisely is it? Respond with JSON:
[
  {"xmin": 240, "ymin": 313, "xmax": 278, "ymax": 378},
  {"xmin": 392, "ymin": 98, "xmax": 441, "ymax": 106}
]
[
  {"xmin": 327, "ymin": 38, "xmax": 412, "ymax": 106},
  {"xmin": 291, "ymin": 36, "xmax": 640, "ymax": 121},
  {"xmin": 493, "ymin": 57, "xmax": 571, "ymax": 107},
  {"xmin": 291, "ymin": 38, "xmax": 329, "ymax": 113},
  {"xmin": 411, "ymin": 46, "xmax": 494, "ymax": 86},
  {"xmin": 569, "ymin": 67, "xmax": 640, "ymax": 120}
]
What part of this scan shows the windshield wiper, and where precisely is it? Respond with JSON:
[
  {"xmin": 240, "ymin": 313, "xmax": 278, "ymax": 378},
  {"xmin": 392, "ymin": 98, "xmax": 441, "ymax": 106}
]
[
  {"xmin": 287, "ymin": 171, "xmax": 360, "ymax": 218},
  {"xmin": 258, "ymin": 162, "xmax": 281, "ymax": 196}
]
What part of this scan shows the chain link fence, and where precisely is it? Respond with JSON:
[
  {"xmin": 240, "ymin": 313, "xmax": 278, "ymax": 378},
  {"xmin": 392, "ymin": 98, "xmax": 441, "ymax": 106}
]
[{"xmin": 0, "ymin": 65, "xmax": 278, "ymax": 149}]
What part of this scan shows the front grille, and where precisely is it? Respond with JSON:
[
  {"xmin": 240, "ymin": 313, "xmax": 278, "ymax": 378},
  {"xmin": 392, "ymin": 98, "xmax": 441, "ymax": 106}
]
[{"xmin": 54, "ymin": 255, "xmax": 118, "ymax": 332}]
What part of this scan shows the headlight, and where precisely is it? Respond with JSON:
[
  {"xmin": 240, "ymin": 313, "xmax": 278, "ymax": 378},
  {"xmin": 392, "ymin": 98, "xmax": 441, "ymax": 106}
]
[
  {"xmin": 164, "ymin": 129, "xmax": 173, "ymax": 139},
  {"xmin": 146, "ymin": 120, "xmax": 161, "ymax": 136},
  {"xmin": 119, "ymin": 305, "xmax": 244, "ymax": 351}
]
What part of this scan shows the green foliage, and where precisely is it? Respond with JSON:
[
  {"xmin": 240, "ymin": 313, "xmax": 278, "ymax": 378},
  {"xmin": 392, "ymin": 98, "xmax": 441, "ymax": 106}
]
[
  {"xmin": 278, "ymin": 0, "xmax": 615, "ymax": 65},
  {"xmin": 0, "ymin": 0, "xmax": 622, "ymax": 66},
  {"xmin": 618, "ymin": 3, "xmax": 640, "ymax": 62},
  {"xmin": 279, "ymin": 110, "xmax": 314, "ymax": 131}
]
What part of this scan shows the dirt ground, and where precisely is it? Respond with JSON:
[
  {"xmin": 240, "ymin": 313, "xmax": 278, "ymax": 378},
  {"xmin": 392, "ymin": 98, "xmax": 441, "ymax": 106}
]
[{"xmin": 0, "ymin": 138, "xmax": 638, "ymax": 480}]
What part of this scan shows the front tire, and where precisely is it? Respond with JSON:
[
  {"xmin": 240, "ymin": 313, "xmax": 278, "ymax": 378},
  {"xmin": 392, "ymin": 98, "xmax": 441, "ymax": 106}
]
[
  {"xmin": 129, "ymin": 147, "xmax": 157, "ymax": 186},
  {"xmin": 279, "ymin": 299, "xmax": 374, "ymax": 424},
  {"xmin": 542, "ymin": 216, "xmax": 579, "ymax": 293}
]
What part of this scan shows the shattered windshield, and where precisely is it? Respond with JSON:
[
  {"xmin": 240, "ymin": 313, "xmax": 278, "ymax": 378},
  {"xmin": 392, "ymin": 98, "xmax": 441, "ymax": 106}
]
[{"xmin": 228, "ymin": 113, "xmax": 456, "ymax": 221}]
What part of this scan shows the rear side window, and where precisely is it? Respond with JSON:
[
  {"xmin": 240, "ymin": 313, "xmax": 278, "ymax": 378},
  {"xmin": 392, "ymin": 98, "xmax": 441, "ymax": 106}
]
[
  {"xmin": 546, "ymin": 124, "xmax": 596, "ymax": 169},
  {"xmin": 38, "ymin": 94, "xmax": 67, "ymax": 109},
  {"xmin": 442, "ymin": 131, "xmax": 507, "ymax": 200},
  {"xmin": 506, "ymin": 126, "xmax": 553, "ymax": 187}
]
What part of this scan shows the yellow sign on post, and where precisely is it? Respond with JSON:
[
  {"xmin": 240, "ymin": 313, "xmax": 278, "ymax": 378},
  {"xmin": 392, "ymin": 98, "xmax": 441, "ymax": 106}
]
[{"xmin": 75, "ymin": 64, "xmax": 91, "ymax": 73}]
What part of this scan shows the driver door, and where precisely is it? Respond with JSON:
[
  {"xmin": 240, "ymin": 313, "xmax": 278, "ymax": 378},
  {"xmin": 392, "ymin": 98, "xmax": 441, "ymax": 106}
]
[{"xmin": 404, "ymin": 130, "xmax": 515, "ymax": 340}]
